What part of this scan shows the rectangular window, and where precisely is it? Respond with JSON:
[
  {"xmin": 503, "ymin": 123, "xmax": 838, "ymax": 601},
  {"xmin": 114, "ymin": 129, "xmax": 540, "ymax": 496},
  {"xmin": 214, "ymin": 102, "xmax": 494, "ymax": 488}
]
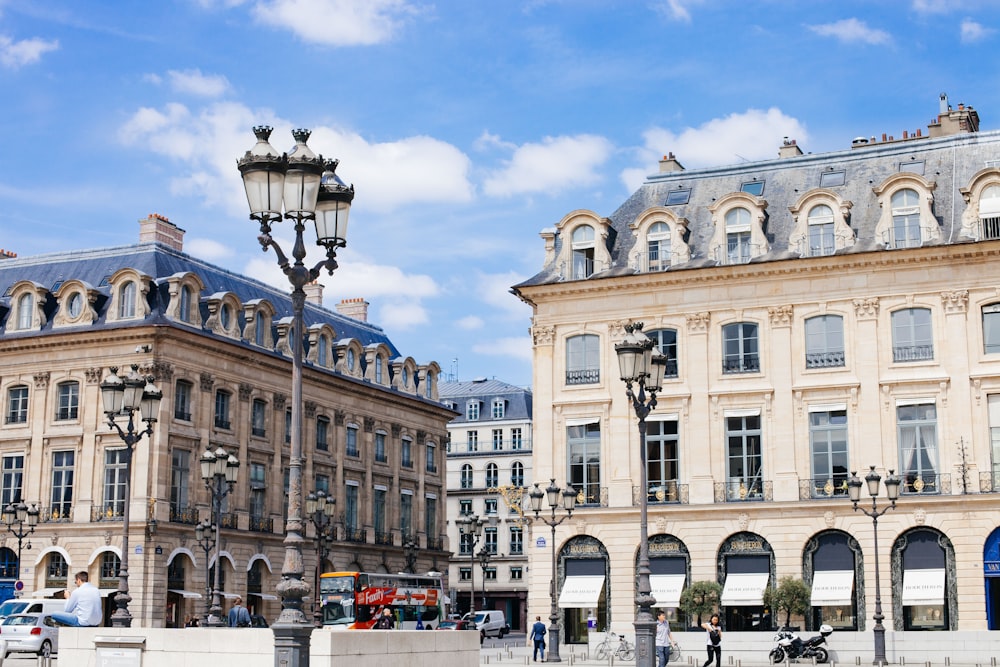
[
  {"xmin": 315, "ymin": 474, "xmax": 330, "ymax": 496},
  {"xmin": 316, "ymin": 416, "xmax": 329, "ymax": 451},
  {"xmin": 484, "ymin": 568, "xmax": 497, "ymax": 581},
  {"xmin": 56, "ymin": 382, "xmax": 79, "ymax": 420},
  {"xmin": 665, "ymin": 189, "xmax": 691, "ymax": 205},
  {"xmin": 809, "ymin": 222, "xmax": 835, "ymax": 257},
  {"xmin": 460, "ymin": 532, "xmax": 473, "ymax": 556},
  {"xmin": 459, "ymin": 499, "xmax": 472, "ymax": 516},
  {"xmin": 892, "ymin": 308, "xmax": 934, "ymax": 362},
  {"xmin": 741, "ymin": 181, "xmax": 765, "ymax": 196},
  {"xmin": 466, "ymin": 401, "xmax": 480, "ymax": 421},
  {"xmin": 400, "ymin": 492, "xmax": 413, "ymax": 538},
  {"xmin": 647, "ymin": 418, "xmax": 679, "ymax": 502},
  {"xmin": 460, "ymin": 567, "xmax": 472, "ymax": 581},
  {"xmin": 467, "ymin": 431, "xmax": 479, "ymax": 452},
  {"xmin": 425, "ymin": 442, "xmax": 436, "ymax": 472},
  {"xmin": 485, "ymin": 526, "xmax": 498, "ymax": 554},
  {"xmin": 805, "ymin": 315, "xmax": 846, "ymax": 368},
  {"xmin": 6, "ymin": 386, "xmax": 28, "ymax": 424},
  {"xmin": 484, "ymin": 498, "xmax": 498, "ymax": 515},
  {"xmin": 898, "ymin": 403, "xmax": 939, "ymax": 494},
  {"xmin": 373, "ymin": 488, "xmax": 386, "ymax": 538},
  {"xmin": 819, "ymin": 171, "xmax": 846, "ymax": 188},
  {"xmin": 170, "ymin": 450, "xmax": 190, "ymax": 515},
  {"xmin": 809, "ymin": 409, "xmax": 849, "ymax": 496},
  {"xmin": 725, "ymin": 414, "xmax": 763, "ymax": 500},
  {"xmin": 568, "ymin": 422, "xmax": 601, "ymax": 505},
  {"xmin": 726, "ymin": 231, "xmax": 752, "ymax": 264},
  {"xmin": 251, "ymin": 399, "xmax": 267, "ymax": 437},
  {"xmin": 285, "ymin": 409, "xmax": 292, "ymax": 444},
  {"xmin": 990, "ymin": 395, "xmax": 1000, "ymax": 490},
  {"xmin": 214, "ymin": 391, "xmax": 231, "ymax": 429},
  {"xmin": 50, "ymin": 451, "xmax": 74, "ymax": 520},
  {"xmin": 566, "ymin": 334, "xmax": 600, "ymax": 385},
  {"xmin": 375, "ymin": 432, "xmax": 387, "ymax": 463},
  {"xmin": 425, "ymin": 496, "xmax": 437, "ymax": 543},
  {"xmin": 492, "ymin": 429, "xmax": 503, "ymax": 451},
  {"xmin": 984, "ymin": 304, "xmax": 1000, "ymax": 354},
  {"xmin": 723, "ymin": 322, "xmax": 760, "ymax": 374},
  {"xmin": 345, "ymin": 483, "xmax": 359, "ymax": 532},
  {"xmin": 402, "ymin": 438, "xmax": 413, "ymax": 468},
  {"xmin": 174, "ymin": 380, "xmax": 192, "ymax": 421},
  {"xmin": 346, "ymin": 426, "xmax": 359, "ymax": 457},
  {"xmin": 1, "ymin": 455, "xmax": 24, "ymax": 507},
  {"xmin": 511, "ymin": 428, "xmax": 523, "ymax": 450},
  {"xmin": 510, "ymin": 567, "xmax": 523, "ymax": 581},
  {"xmin": 492, "ymin": 399, "xmax": 505, "ymax": 419},
  {"xmin": 249, "ymin": 463, "xmax": 266, "ymax": 518},
  {"xmin": 103, "ymin": 449, "xmax": 128, "ymax": 517},
  {"xmin": 509, "ymin": 527, "xmax": 523, "ymax": 555}
]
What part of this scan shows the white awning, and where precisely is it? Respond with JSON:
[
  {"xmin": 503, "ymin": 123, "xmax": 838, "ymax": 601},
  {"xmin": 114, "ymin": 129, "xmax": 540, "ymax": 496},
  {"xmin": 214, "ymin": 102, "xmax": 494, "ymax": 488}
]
[
  {"xmin": 25, "ymin": 589, "xmax": 65, "ymax": 598},
  {"xmin": 100, "ymin": 589, "xmax": 117, "ymax": 598},
  {"xmin": 810, "ymin": 571, "xmax": 854, "ymax": 605},
  {"xmin": 721, "ymin": 572, "xmax": 769, "ymax": 606},
  {"xmin": 650, "ymin": 574, "xmax": 685, "ymax": 608},
  {"xmin": 558, "ymin": 575, "xmax": 604, "ymax": 609},
  {"xmin": 902, "ymin": 569, "xmax": 945, "ymax": 605},
  {"xmin": 168, "ymin": 589, "xmax": 203, "ymax": 599},
  {"xmin": 219, "ymin": 591, "xmax": 241, "ymax": 600},
  {"xmin": 247, "ymin": 592, "xmax": 279, "ymax": 601}
]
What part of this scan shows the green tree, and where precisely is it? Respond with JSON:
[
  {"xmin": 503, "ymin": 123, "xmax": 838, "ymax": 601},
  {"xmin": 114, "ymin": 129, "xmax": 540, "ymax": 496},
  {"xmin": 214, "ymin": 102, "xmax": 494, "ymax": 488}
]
[
  {"xmin": 679, "ymin": 580, "xmax": 722, "ymax": 627},
  {"xmin": 762, "ymin": 576, "xmax": 811, "ymax": 628}
]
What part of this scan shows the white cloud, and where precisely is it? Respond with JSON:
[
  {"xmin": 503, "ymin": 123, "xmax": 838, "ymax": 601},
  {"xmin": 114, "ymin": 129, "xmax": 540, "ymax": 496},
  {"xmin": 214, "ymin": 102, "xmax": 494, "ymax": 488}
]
[
  {"xmin": 167, "ymin": 69, "xmax": 231, "ymax": 97},
  {"xmin": 474, "ymin": 130, "xmax": 516, "ymax": 152},
  {"xmin": 456, "ymin": 315, "xmax": 484, "ymax": 330},
  {"xmin": 376, "ymin": 301, "xmax": 429, "ymax": 330},
  {"xmin": 807, "ymin": 18, "xmax": 892, "ymax": 45},
  {"xmin": 476, "ymin": 270, "xmax": 532, "ymax": 319},
  {"xmin": 652, "ymin": 0, "xmax": 703, "ymax": 23},
  {"xmin": 912, "ymin": 0, "xmax": 952, "ymax": 13},
  {"xmin": 472, "ymin": 336, "xmax": 533, "ymax": 362},
  {"xmin": 961, "ymin": 19, "xmax": 994, "ymax": 43},
  {"xmin": 483, "ymin": 134, "xmax": 614, "ymax": 197},
  {"xmin": 251, "ymin": 0, "xmax": 416, "ymax": 46},
  {"xmin": 185, "ymin": 237, "xmax": 235, "ymax": 260},
  {"xmin": 0, "ymin": 35, "xmax": 58, "ymax": 68},
  {"xmin": 623, "ymin": 107, "xmax": 809, "ymax": 190}
]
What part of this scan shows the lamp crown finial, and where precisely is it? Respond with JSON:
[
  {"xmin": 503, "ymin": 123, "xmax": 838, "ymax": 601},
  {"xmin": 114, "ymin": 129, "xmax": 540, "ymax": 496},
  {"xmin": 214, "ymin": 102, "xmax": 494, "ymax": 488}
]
[
  {"xmin": 252, "ymin": 125, "xmax": 273, "ymax": 141},
  {"xmin": 292, "ymin": 128, "xmax": 312, "ymax": 144}
]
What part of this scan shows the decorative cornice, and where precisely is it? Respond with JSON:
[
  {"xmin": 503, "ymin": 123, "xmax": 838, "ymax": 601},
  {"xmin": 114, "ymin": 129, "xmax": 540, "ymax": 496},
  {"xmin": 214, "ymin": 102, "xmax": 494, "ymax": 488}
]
[{"xmin": 531, "ymin": 325, "xmax": 555, "ymax": 346}]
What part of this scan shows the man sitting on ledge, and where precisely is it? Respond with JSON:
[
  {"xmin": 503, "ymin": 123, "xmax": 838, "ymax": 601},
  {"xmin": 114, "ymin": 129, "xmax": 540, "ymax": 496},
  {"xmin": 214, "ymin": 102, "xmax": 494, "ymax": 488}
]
[{"xmin": 52, "ymin": 571, "xmax": 103, "ymax": 627}]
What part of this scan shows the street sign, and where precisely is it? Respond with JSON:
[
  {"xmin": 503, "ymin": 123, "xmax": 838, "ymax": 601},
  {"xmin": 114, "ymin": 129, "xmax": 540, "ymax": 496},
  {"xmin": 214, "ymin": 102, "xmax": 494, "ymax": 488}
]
[
  {"xmin": 14, "ymin": 580, "xmax": 23, "ymax": 591},
  {"xmin": 536, "ymin": 537, "xmax": 546, "ymax": 548}
]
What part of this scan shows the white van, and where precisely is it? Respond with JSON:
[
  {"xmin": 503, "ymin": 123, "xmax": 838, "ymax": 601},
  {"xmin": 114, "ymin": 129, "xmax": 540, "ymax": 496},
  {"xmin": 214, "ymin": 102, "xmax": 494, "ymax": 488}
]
[
  {"xmin": 473, "ymin": 610, "xmax": 509, "ymax": 640},
  {"xmin": 0, "ymin": 598, "xmax": 66, "ymax": 621}
]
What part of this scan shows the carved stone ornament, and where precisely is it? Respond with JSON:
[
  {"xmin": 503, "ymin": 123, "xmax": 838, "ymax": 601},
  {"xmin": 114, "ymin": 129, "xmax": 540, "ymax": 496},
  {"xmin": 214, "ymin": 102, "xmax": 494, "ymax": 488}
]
[
  {"xmin": 199, "ymin": 372, "xmax": 214, "ymax": 391},
  {"xmin": 532, "ymin": 325, "xmax": 556, "ymax": 346},
  {"xmin": 914, "ymin": 508, "xmax": 927, "ymax": 525},
  {"xmin": 686, "ymin": 312, "xmax": 710, "ymax": 332},
  {"xmin": 768, "ymin": 305, "xmax": 794, "ymax": 327},
  {"xmin": 85, "ymin": 368, "xmax": 103, "ymax": 384},
  {"xmin": 853, "ymin": 297, "xmax": 879, "ymax": 319},
  {"xmin": 940, "ymin": 290, "xmax": 969, "ymax": 314},
  {"xmin": 305, "ymin": 401, "xmax": 317, "ymax": 419},
  {"xmin": 738, "ymin": 512, "xmax": 749, "ymax": 531},
  {"xmin": 33, "ymin": 372, "xmax": 50, "ymax": 389},
  {"xmin": 824, "ymin": 510, "xmax": 836, "ymax": 528},
  {"xmin": 238, "ymin": 383, "xmax": 253, "ymax": 401}
]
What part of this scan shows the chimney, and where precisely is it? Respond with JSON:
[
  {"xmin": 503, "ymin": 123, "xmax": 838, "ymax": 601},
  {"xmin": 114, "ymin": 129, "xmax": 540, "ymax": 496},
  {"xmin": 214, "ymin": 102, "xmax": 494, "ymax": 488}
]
[
  {"xmin": 928, "ymin": 92, "xmax": 980, "ymax": 137},
  {"xmin": 303, "ymin": 281, "xmax": 324, "ymax": 306},
  {"xmin": 658, "ymin": 153, "xmax": 685, "ymax": 173},
  {"xmin": 139, "ymin": 214, "xmax": 185, "ymax": 251},
  {"xmin": 0, "ymin": 249, "xmax": 16, "ymax": 259},
  {"xmin": 778, "ymin": 137, "xmax": 803, "ymax": 159},
  {"xmin": 336, "ymin": 297, "xmax": 369, "ymax": 322}
]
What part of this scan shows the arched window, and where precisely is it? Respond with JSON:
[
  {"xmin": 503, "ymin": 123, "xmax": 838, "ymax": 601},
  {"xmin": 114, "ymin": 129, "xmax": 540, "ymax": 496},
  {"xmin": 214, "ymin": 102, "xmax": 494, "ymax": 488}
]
[
  {"xmin": 722, "ymin": 322, "xmax": 760, "ymax": 374},
  {"xmin": 318, "ymin": 335, "xmax": 328, "ymax": 366},
  {"xmin": 891, "ymin": 189, "xmax": 922, "ymax": 248},
  {"xmin": 179, "ymin": 285, "xmax": 192, "ymax": 323},
  {"xmin": 460, "ymin": 464, "xmax": 473, "ymax": 489},
  {"xmin": 119, "ymin": 281, "xmax": 136, "ymax": 319},
  {"xmin": 891, "ymin": 308, "xmax": 933, "ymax": 362},
  {"xmin": 485, "ymin": 463, "xmax": 499, "ymax": 488},
  {"xmin": 16, "ymin": 293, "xmax": 33, "ymax": 330},
  {"xmin": 571, "ymin": 225, "xmax": 596, "ymax": 279},
  {"xmin": 804, "ymin": 315, "xmax": 845, "ymax": 368},
  {"xmin": 807, "ymin": 204, "xmax": 835, "ymax": 257},
  {"xmin": 101, "ymin": 552, "xmax": 121, "ymax": 589},
  {"xmin": 510, "ymin": 461, "xmax": 524, "ymax": 487},
  {"xmin": 566, "ymin": 334, "xmax": 600, "ymax": 385},
  {"xmin": 725, "ymin": 207, "xmax": 753, "ymax": 264},
  {"xmin": 647, "ymin": 221, "xmax": 671, "ymax": 271},
  {"xmin": 647, "ymin": 328, "xmax": 678, "ymax": 378},
  {"xmin": 46, "ymin": 552, "xmax": 69, "ymax": 588},
  {"xmin": 375, "ymin": 354, "xmax": 383, "ymax": 383},
  {"xmin": 255, "ymin": 316, "xmax": 266, "ymax": 346}
]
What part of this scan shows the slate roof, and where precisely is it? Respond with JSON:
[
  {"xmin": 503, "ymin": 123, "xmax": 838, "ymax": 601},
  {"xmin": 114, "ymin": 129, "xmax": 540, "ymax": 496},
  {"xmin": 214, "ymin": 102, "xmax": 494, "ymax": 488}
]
[
  {"xmin": 517, "ymin": 126, "xmax": 1000, "ymax": 288},
  {"xmin": 438, "ymin": 379, "xmax": 532, "ymax": 424},
  {"xmin": 0, "ymin": 241, "xmax": 400, "ymax": 356}
]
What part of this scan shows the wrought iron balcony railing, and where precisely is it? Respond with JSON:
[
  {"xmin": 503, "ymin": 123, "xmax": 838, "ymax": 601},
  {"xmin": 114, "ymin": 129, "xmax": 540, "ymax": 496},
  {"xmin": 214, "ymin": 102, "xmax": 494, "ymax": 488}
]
[
  {"xmin": 566, "ymin": 368, "xmax": 600, "ymax": 385},
  {"xmin": 344, "ymin": 528, "xmax": 367, "ymax": 543},
  {"xmin": 798, "ymin": 477, "xmax": 851, "ymax": 500},
  {"xmin": 170, "ymin": 505, "xmax": 200, "ymax": 525},
  {"xmin": 900, "ymin": 473, "xmax": 949, "ymax": 495},
  {"xmin": 91, "ymin": 504, "xmax": 125, "ymax": 522},
  {"xmin": 219, "ymin": 512, "xmax": 239, "ymax": 529},
  {"xmin": 40, "ymin": 505, "xmax": 72, "ymax": 523},
  {"xmin": 632, "ymin": 482, "xmax": 689, "ymax": 505},
  {"xmin": 805, "ymin": 351, "xmax": 846, "ymax": 368},
  {"xmin": 714, "ymin": 480, "xmax": 772, "ymax": 503},
  {"xmin": 249, "ymin": 515, "xmax": 273, "ymax": 533},
  {"xmin": 375, "ymin": 531, "xmax": 393, "ymax": 546}
]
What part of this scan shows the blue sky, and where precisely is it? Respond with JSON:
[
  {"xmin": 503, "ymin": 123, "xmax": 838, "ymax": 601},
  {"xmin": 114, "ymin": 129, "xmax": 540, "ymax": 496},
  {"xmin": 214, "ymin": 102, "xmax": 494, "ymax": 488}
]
[{"xmin": 2, "ymin": 0, "xmax": 1000, "ymax": 389}]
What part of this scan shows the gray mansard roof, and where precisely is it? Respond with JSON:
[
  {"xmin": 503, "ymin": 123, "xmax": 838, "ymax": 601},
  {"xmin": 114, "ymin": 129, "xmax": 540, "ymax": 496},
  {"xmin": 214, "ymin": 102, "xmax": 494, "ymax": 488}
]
[
  {"xmin": 439, "ymin": 378, "xmax": 532, "ymax": 424},
  {"xmin": 517, "ymin": 126, "xmax": 1000, "ymax": 288}
]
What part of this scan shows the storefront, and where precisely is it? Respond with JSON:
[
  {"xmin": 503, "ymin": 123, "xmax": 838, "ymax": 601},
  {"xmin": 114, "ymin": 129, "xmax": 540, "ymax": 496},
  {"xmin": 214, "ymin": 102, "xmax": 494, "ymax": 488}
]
[
  {"xmin": 891, "ymin": 527, "xmax": 955, "ymax": 631},
  {"xmin": 718, "ymin": 532, "xmax": 773, "ymax": 632},
  {"xmin": 647, "ymin": 534, "xmax": 689, "ymax": 624},
  {"xmin": 557, "ymin": 536, "xmax": 608, "ymax": 644},
  {"xmin": 804, "ymin": 530, "xmax": 859, "ymax": 631}
]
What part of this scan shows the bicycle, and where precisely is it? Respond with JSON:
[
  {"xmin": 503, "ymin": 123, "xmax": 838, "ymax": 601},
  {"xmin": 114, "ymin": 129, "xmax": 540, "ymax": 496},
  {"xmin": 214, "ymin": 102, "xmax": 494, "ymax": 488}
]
[{"xmin": 594, "ymin": 632, "xmax": 635, "ymax": 661}]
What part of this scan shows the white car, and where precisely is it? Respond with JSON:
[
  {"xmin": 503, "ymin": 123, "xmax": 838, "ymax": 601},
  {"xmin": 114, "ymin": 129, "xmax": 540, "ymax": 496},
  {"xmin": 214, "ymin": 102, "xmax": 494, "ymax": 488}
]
[
  {"xmin": 473, "ymin": 610, "xmax": 509, "ymax": 639},
  {"xmin": 0, "ymin": 613, "xmax": 63, "ymax": 658}
]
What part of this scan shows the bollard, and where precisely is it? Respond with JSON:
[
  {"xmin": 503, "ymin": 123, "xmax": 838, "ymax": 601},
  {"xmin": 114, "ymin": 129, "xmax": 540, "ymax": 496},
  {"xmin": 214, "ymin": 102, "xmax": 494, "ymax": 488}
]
[
  {"xmin": 901, "ymin": 658, "xmax": 905, "ymax": 666},
  {"xmin": 946, "ymin": 658, "xmax": 950, "ymax": 667},
  {"xmin": 992, "ymin": 658, "xmax": 997, "ymax": 667},
  {"xmin": 856, "ymin": 658, "xmax": 861, "ymax": 665}
]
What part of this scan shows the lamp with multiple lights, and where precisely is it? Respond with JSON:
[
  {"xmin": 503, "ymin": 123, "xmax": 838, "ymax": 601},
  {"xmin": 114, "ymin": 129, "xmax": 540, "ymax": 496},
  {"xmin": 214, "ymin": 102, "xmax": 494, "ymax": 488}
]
[
  {"xmin": 2, "ymin": 502, "xmax": 39, "ymax": 581},
  {"xmin": 456, "ymin": 514, "xmax": 486, "ymax": 618},
  {"xmin": 200, "ymin": 445, "xmax": 239, "ymax": 626},
  {"xmin": 194, "ymin": 518, "xmax": 217, "ymax": 625},
  {"xmin": 615, "ymin": 322, "xmax": 668, "ymax": 667},
  {"xmin": 239, "ymin": 125, "xmax": 354, "ymax": 665},
  {"xmin": 99, "ymin": 364, "xmax": 162, "ymax": 627},
  {"xmin": 848, "ymin": 466, "xmax": 901, "ymax": 666},
  {"xmin": 305, "ymin": 490, "xmax": 336, "ymax": 628},
  {"xmin": 529, "ymin": 480, "xmax": 576, "ymax": 662}
]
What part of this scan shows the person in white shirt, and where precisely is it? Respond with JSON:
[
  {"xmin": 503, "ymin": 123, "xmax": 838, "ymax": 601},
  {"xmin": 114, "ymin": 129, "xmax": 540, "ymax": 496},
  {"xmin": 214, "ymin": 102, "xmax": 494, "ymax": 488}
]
[{"xmin": 53, "ymin": 571, "xmax": 103, "ymax": 627}]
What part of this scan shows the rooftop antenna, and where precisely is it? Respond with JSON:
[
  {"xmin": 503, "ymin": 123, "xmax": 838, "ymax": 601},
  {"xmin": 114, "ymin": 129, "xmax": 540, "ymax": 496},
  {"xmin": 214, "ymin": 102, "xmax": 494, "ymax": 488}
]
[{"xmin": 450, "ymin": 358, "xmax": 459, "ymax": 383}]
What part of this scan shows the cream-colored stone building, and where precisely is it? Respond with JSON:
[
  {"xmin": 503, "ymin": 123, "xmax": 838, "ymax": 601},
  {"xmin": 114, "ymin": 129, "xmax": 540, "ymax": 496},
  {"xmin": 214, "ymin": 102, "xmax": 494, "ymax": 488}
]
[
  {"xmin": 0, "ymin": 215, "xmax": 453, "ymax": 627},
  {"xmin": 514, "ymin": 94, "xmax": 1000, "ymax": 641}
]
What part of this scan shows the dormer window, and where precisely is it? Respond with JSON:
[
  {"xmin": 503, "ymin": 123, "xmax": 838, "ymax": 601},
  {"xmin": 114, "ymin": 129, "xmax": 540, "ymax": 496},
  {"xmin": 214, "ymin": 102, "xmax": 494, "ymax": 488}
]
[
  {"xmin": 572, "ymin": 225, "xmax": 595, "ymax": 279},
  {"xmin": 16, "ymin": 293, "xmax": 33, "ymax": 330},
  {"xmin": 647, "ymin": 222, "xmax": 671, "ymax": 271},
  {"xmin": 807, "ymin": 205, "xmax": 836, "ymax": 257},
  {"xmin": 118, "ymin": 281, "xmax": 136, "ymax": 319},
  {"xmin": 179, "ymin": 285, "xmax": 193, "ymax": 323},
  {"xmin": 708, "ymin": 193, "xmax": 769, "ymax": 265},
  {"xmin": 467, "ymin": 400, "xmax": 480, "ymax": 421},
  {"xmin": 492, "ymin": 398, "xmax": 505, "ymax": 419},
  {"xmin": 873, "ymin": 173, "xmax": 937, "ymax": 249},
  {"xmin": 725, "ymin": 208, "xmax": 753, "ymax": 265},
  {"xmin": 891, "ymin": 189, "xmax": 922, "ymax": 248}
]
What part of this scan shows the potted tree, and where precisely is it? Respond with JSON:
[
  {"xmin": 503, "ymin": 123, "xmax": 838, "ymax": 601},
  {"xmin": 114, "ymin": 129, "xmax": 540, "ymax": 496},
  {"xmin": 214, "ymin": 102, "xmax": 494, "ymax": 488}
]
[
  {"xmin": 762, "ymin": 576, "xmax": 811, "ymax": 630},
  {"xmin": 679, "ymin": 580, "xmax": 722, "ymax": 630}
]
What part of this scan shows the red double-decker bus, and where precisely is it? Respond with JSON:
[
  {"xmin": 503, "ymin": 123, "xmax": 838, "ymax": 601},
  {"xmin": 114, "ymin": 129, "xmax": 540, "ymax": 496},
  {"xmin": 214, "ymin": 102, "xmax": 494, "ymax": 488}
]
[{"xmin": 318, "ymin": 571, "xmax": 444, "ymax": 629}]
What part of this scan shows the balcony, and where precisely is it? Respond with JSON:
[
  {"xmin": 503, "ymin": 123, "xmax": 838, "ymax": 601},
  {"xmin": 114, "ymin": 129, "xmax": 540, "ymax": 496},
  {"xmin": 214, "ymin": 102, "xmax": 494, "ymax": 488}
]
[
  {"xmin": 715, "ymin": 480, "xmax": 772, "ymax": 503},
  {"xmin": 251, "ymin": 427, "xmax": 266, "ymax": 437},
  {"xmin": 447, "ymin": 438, "xmax": 533, "ymax": 456},
  {"xmin": 900, "ymin": 473, "xmax": 949, "ymax": 495},
  {"xmin": 40, "ymin": 505, "xmax": 72, "ymax": 523},
  {"xmin": 249, "ymin": 515, "xmax": 273, "ymax": 533},
  {"xmin": 893, "ymin": 345, "xmax": 934, "ymax": 362},
  {"xmin": 798, "ymin": 477, "xmax": 851, "ymax": 500},
  {"xmin": 91, "ymin": 504, "xmax": 125, "ymax": 522},
  {"xmin": 174, "ymin": 410, "xmax": 192, "ymax": 421},
  {"xmin": 566, "ymin": 369, "xmax": 600, "ymax": 385},
  {"xmin": 214, "ymin": 417, "xmax": 231, "ymax": 430},
  {"xmin": 170, "ymin": 505, "xmax": 200, "ymax": 525},
  {"xmin": 427, "ymin": 537, "xmax": 443, "ymax": 551},
  {"xmin": 575, "ymin": 486, "xmax": 608, "ymax": 508},
  {"xmin": 375, "ymin": 531, "xmax": 393, "ymax": 546},
  {"xmin": 632, "ymin": 481, "xmax": 688, "ymax": 505},
  {"xmin": 723, "ymin": 356, "xmax": 760, "ymax": 374},
  {"xmin": 805, "ymin": 352, "xmax": 845, "ymax": 369},
  {"xmin": 219, "ymin": 512, "xmax": 239, "ymax": 529},
  {"xmin": 345, "ymin": 528, "xmax": 367, "ymax": 544}
]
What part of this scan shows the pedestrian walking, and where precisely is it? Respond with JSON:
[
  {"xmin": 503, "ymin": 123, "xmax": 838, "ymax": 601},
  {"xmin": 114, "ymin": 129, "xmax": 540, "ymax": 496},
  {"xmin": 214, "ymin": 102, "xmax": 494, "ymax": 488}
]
[
  {"xmin": 701, "ymin": 614, "xmax": 722, "ymax": 667},
  {"xmin": 530, "ymin": 615, "xmax": 547, "ymax": 662},
  {"xmin": 373, "ymin": 607, "xmax": 395, "ymax": 629},
  {"xmin": 655, "ymin": 610, "xmax": 677, "ymax": 667},
  {"xmin": 227, "ymin": 596, "xmax": 251, "ymax": 627}
]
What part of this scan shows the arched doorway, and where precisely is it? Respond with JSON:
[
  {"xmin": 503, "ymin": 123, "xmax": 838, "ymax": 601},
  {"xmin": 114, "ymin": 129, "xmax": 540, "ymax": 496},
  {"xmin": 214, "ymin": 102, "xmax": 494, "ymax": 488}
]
[
  {"xmin": 891, "ymin": 527, "xmax": 956, "ymax": 630},
  {"xmin": 984, "ymin": 527, "xmax": 1000, "ymax": 629},
  {"xmin": 638, "ymin": 534, "xmax": 690, "ymax": 626},
  {"xmin": 803, "ymin": 530, "xmax": 862, "ymax": 631},
  {"xmin": 558, "ymin": 535, "xmax": 609, "ymax": 644},
  {"xmin": 717, "ymin": 532, "xmax": 774, "ymax": 631}
]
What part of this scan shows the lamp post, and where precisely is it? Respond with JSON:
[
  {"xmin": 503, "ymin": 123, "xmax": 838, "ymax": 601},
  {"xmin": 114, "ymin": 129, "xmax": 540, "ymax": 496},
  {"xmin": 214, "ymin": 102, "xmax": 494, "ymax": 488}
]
[
  {"xmin": 403, "ymin": 537, "xmax": 418, "ymax": 574},
  {"xmin": 200, "ymin": 445, "xmax": 239, "ymax": 626},
  {"xmin": 239, "ymin": 126, "xmax": 354, "ymax": 666},
  {"xmin": 99, "ymin": 364, "xmax": 163, "ymax": 627},
  {"xmin": 456, "ymin": 514, "xmax": 485, "ymax": 617},
  {"xmin": 194, "ymin": 519, "xmax": 216, "ymax": 625},
  {"xmin": 848, "ymin": 466, "xmax": 901, "ymax": 666},
  {"xmin": 529, "ymin": 479, "xmax": 577, "ymax": 663},
  {"xmin": 615, "ymin": 322, "xmax": 668, "ymax": 667},
  {"xmin": 305, "ymin": 490, "xmax": 336, "ymax": 628},
  {"xmin": 477, "ymin": 547, "xmax": 491, "ymax": 609},
  {"xmin": 2, "ymin": 502, "xmax": 39, "ymax": 580}
]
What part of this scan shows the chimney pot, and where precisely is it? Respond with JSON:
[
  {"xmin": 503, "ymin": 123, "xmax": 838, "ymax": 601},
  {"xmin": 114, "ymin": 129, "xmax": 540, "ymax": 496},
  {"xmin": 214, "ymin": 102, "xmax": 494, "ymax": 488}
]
[
  {"xmin": 139, "ymin": 214, "xmax": 185, "ymax": 252},
  {"xmin": 336, "ymin": 297, "xmax": 370, "ymax": 322}
]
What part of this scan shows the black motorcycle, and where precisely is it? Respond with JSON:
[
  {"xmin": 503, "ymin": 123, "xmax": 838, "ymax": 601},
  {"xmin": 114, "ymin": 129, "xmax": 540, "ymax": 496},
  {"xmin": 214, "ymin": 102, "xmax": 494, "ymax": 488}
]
[{"xmin": 768, "ymin": 625, "xmax": 833, "ymax": 663}]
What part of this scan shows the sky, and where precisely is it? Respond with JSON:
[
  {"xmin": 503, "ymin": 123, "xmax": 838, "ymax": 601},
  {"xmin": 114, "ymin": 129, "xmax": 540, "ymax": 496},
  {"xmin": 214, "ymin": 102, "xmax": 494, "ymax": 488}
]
[{"xmin": 2, "ymin": 0, "xmax": 1000, "ymax": 389}]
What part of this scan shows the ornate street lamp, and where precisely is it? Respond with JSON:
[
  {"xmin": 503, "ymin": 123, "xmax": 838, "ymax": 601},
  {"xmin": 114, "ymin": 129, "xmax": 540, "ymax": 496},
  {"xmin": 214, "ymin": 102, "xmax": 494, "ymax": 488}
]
[
  {"xmin": 456, "ymin": 514, "xmax": 485, "ymax": 617},
  {"xmin": 305, "ymin": 490, "xmax": 336, "ymax": 628},
  {"xmin": 403, "ymin": 537, "xmax": 419, "ymax": 574},
  {"xmin": 99, "ymin": 364, "xmax": 162, "ymax": 627},
  {"xmin": 194, "ymin": 519, "xmax": 216, "ymax": 625},
  {"xmin": 239, "ymin": 126, "xmax": 354, "ymax": 666},
  {"xmin": 477, "ymin": 547, "xmax": 491, "ymax": 610},
  {"xmin": 848, "ymin": 466, "xmax": 901, "ymax": 666},
  {"xmin": 615, "ymin": 322, "xmax": 668, "ymax": 667},
  {"xmin": 2, "ymin": 502, "xmax": 39, "ymax": 580},
  {"xmin": 200, "ymin": 445, "xmax": 239, "ymax": 626},
  {"xmin": 529, "ymin": 479, "xmax": 576, "ymax": 663}
]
